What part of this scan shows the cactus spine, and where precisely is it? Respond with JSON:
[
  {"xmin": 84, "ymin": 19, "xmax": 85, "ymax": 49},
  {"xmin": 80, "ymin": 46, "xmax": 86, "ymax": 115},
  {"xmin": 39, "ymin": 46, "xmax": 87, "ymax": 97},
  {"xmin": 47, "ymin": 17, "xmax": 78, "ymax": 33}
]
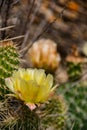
[
  {"xmin": 0, "ymin": 41, "xmax": 19, "ymax": 86},
  {"xmin": 58, "ymin": 82, "xmax": 87, "ymax": 129},
  {"xmin": 39, "ymin": 94, "xmax": 67, "ymax": 130},
  {"xmin": 0, "ymin": 97, "xmax": 40, "ymax": 130},
  {"xmin": 67, "ymin": 62, "xmax": 82, "ymax": 81}
]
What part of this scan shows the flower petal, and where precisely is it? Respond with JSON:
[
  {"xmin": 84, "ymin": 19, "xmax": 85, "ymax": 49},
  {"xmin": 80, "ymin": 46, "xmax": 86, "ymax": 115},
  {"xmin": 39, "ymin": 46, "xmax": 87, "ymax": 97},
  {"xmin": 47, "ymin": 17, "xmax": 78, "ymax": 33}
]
[
  {"xmin": 44, "ymin": 74, "xmax": 53, "ymax": 92},
  {"xmin": 26, "ymin": 68, "xmax": 35, "ymax": 80},
  {"xmin": 5, "ymin": 78, "xmax": 14, "ymax": 92},
  {"xmin": 6, "ymin": 68, "xmax": 55, "ymax": 105},
  {"xmin": 35, "ymin": 85, "xmax": 45, "ymax": 102},
  {"xmin": 34, "ymin": 69, "xmax": 46, "ymax": 84},
  {"xmin": 25, "ymin": 80, "xmax": 39, "ymax": 103}
]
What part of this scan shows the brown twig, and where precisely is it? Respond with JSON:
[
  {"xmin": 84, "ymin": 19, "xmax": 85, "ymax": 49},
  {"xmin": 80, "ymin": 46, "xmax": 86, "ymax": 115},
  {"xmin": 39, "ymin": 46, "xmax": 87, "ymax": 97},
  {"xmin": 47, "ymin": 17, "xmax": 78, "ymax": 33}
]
[
  {"xmin": 21, "ymin": 0, "xmax": 42, "ymax": 49},
  {"xmin": 0, "ymin": 25, "xmax": 15, "ymax": 31},
  {"xmin": 0, "ymin": 35, "xmax": 25, "ymax": 43},
  {"xmin": 1, "ymin": 0, "xmax": 12, "ymax": 39}
]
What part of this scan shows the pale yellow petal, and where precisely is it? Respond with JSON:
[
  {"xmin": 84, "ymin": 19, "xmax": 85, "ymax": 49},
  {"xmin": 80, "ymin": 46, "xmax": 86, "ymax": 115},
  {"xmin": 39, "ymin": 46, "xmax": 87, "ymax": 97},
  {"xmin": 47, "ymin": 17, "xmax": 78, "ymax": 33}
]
[
  {"xmin": 12, "ymin": 77, "xmax": 21, "ymax": 92},
  {"xmin": 5, "ymin": 78, "xmax": 14, "ymax": 92},
  {"xmin": 12, "ymin": 68, "xmax": 25, "ymax": 79},
  {"xmin": 16, "ymin": 78, "xmax": 29, "ymax": 101},
  {"xmin": 17, "ymin": 68, "xmax": 25, "ymax": 78},
  {"xmin": 26, "ymin": 68, "xmax": 35, "ymax": 80},
  {"xmin": 34, "ymin": 69, "xmax": 46, "ymax": 84},
  {"xmin": 36, "ymin": 74, "xmax": 54, "ymax": 102},
  {"xmin": 35, "ymin": 85, "xmax": 47, "ymax": 102},
  {"xmin": 22, "ymin": 71, "xmax": 31, "ymax": 81},
  {"xmin": 44, "ymin": 74, "xmax": 53, "ymax": 92},
  {"xmin": 25, "ymin": 80, "xmax": 39, "ymax": 103}
]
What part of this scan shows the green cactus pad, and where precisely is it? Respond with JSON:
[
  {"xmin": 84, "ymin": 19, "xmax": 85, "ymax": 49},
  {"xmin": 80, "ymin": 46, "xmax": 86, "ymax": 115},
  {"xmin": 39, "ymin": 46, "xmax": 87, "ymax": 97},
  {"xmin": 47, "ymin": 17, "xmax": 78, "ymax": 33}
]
[
  {"xmin": 57, "ymin": 82, "xmax": 87, "ymax": 129},
  {"xmin": 0, "ymin": 97, "xmax": 40, "ymax": 130},
  {"xmin": 0, "ymin": 41, "xmax": 19, "ymax": 86},
  {"xmin": 38, "ymin": 94, "xmax": 67, "ymax": 130}
]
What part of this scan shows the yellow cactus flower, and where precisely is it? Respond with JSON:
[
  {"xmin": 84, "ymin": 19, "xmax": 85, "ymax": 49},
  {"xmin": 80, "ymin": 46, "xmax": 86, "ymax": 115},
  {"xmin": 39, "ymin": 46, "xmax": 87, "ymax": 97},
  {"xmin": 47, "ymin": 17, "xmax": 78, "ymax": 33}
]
[{"xmin": 5, "ymin": 68, "xmax": 56, "ymax": 110}]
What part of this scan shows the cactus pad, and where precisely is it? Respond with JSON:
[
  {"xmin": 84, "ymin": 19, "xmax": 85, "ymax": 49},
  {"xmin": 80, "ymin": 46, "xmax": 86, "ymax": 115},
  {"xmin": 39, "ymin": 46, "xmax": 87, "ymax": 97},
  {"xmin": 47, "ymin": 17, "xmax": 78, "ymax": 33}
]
[{"xmin": 0, "ymin": 41, "xmax": 19, "ymax": 86}]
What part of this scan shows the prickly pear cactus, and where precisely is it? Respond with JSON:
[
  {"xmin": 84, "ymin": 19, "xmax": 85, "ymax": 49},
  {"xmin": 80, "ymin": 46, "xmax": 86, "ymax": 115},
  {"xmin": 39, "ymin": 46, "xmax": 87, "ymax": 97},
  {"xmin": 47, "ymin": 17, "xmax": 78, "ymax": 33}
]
[
  {"xmin": 0, "ymin": 95, "xmax": 67, "ymax": 130},
  {"xmin": 57, "ymin": 83, "xmax": 87, "ymax": 129},
  {"xmin": 0, "ymin": 97, "xmax": 40, "ymax": 130},
  {"xmin": 0, "ymin": 41, "xmax": 19, "ymax": 86},
  {"xmin": 38, "ymin": 94, "xmax": 67, "ymax": 130}
]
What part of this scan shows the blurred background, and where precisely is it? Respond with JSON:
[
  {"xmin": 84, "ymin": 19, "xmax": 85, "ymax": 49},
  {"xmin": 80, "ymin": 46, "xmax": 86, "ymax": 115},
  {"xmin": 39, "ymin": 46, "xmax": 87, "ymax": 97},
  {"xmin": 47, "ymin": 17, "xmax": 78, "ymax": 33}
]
[{"xmin": 0, "ymin": 0, "xmax": 87, "ymax": 130}]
